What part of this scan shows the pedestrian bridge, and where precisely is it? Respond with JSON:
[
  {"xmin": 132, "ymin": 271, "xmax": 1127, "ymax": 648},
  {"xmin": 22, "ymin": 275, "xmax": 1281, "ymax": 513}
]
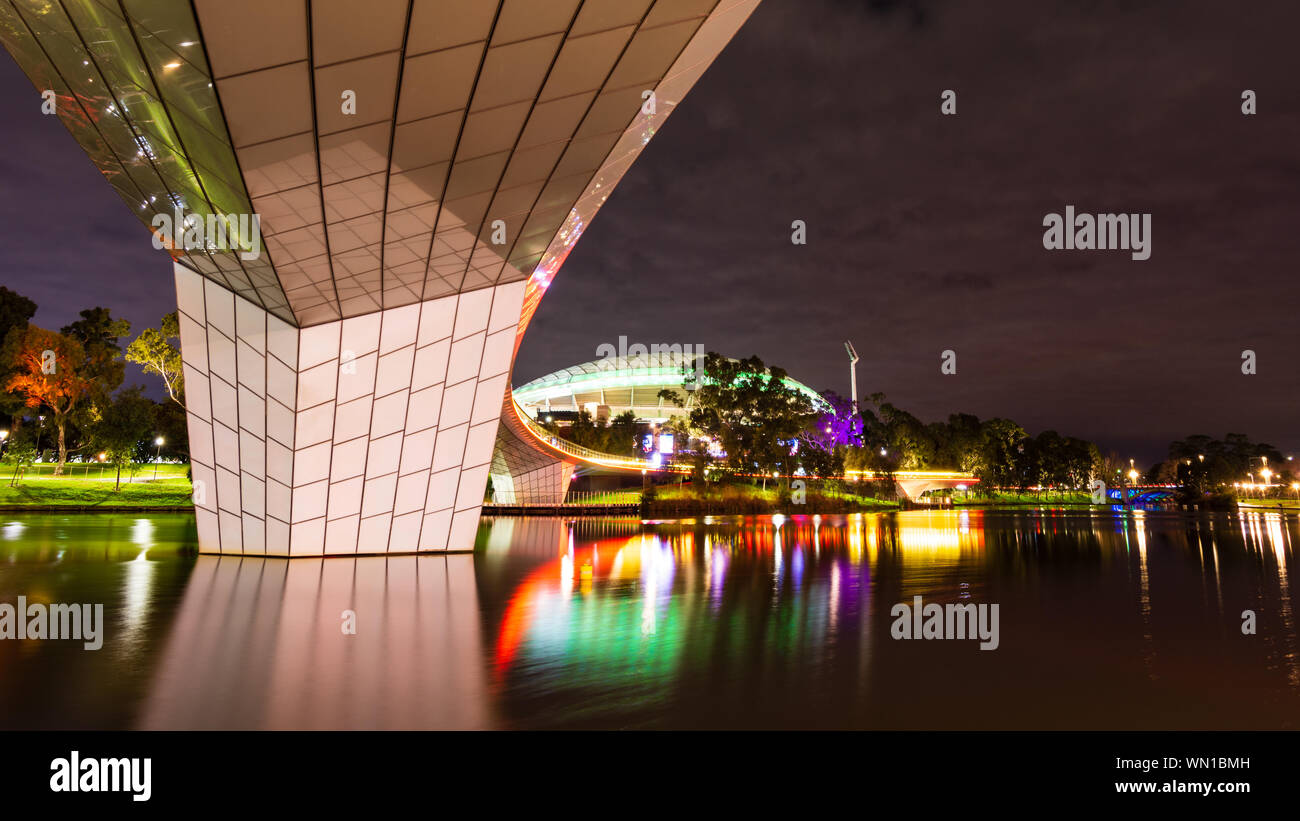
[{"xmin": 490, "ymin": 397, "xmax": 978, "ymax": 504}]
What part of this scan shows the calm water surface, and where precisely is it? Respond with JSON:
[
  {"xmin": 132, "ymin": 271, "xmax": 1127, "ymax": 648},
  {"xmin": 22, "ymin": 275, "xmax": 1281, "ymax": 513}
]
[{"xmin": 1, "ymin": 509, "xmax": 1297, "ymax": 729}]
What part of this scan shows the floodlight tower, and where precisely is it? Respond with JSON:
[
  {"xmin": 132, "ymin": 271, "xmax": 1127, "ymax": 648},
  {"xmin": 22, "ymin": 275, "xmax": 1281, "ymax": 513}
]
[{"xmin": 844, "ymin": 340, "xmax": 860, "ymax": 413}]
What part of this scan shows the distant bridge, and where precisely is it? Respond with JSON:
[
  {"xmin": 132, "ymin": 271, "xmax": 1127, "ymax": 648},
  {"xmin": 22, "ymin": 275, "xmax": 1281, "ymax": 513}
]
[{"xmin": 1107, "ymin": 484, "xmax": 1179, "ymax": 503}]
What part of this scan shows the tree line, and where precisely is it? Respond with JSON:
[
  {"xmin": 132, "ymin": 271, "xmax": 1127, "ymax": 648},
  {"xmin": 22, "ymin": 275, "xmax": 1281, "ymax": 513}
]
[
  {"xmin": 538, "ymin": 350, "xmax": 1299, "ymax": 498},
  {"xmin": 0, "ymin": 285, "xmax": 185, "ymax": 487}
]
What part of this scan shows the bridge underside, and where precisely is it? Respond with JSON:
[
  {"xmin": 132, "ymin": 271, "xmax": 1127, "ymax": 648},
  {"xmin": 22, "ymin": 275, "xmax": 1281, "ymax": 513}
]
[
  {"xmin": 895, "ymin": 479, "xmax": 974, "ymax": 501},
  {"xmin": 0, "ymin": 0, "xmax": 764, "ymax": 554}
]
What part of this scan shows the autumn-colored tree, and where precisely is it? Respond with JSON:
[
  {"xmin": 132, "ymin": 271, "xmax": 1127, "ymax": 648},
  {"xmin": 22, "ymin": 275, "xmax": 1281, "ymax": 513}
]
[{"xmin": 4, "ymin": 326, "xmax": 92, "ymax": 476}]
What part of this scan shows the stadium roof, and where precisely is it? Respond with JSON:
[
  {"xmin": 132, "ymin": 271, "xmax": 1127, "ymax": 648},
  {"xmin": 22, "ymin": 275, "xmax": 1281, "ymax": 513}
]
[{"xmin": 514, "ymin": 351, "xmax": 830, "ymax": 414}]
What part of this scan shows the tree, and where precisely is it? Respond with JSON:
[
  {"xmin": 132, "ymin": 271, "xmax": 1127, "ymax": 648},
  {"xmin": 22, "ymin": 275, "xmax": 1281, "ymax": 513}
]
[
  {"xmin": 931, "ymin": 412, "xmax": 984, "ymax": 473},
  {"xmin": 664, "ymin": 353, "xmax": 817, "ymax": 477},
  {"xmin": 1, "ymin": 424, "xmax": 39, "ymax": 487},
  {"xmin": 61, "ymin": 307, "xmax": 131, "ymax": 405},
  {"xmin": 4, "ymin": 326, "xmax": 93, "ymax": 476},
  {"xmin": 0, "ymin": 286, "xmax": 38, "ymax": 428},
  {"xmin": 125, "ymin": 312, "xmax": 185, "ymax": 406},
  {"xmin": 90, "ymin": 386, "xmax": 155, "ymax": 491},
  {"xmin": 1095, "ymin": 450, "xmax": 1128, "ymax": 488},
  {"xmin": 796, "ymin": 437, "xmax": 843, "ymax": 478},
  {"xmin": 975, "ymin": 418, "xmax": 1028, "ymax": 491},
  {"xmin": 861, "ymin": 394, "xmax": 935, "ymax": 470},
  {"xmin": 151, "ymin": 398, "xmax": 189, "ymax": 461},
  {"xmin": 604, "ymin": 410, "xmax": 640, "ymax": 457},
  {"xmin": 808, "ymin": 390, "xmax": 862, "ymax": 451},
  {"xmin": 564, "ymin": 408, "xmax": 602, "ymax": 449},
  {"xmin": 1169, "ymin": 433, "xmax": 1284, "ymax": 492}
]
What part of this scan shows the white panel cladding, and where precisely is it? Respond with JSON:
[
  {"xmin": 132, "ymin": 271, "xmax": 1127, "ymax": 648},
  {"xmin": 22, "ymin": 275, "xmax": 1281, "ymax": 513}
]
[
  {"xmin": 266, "ymin": 314, "xmax": 298, "ymax": 370},
  {"xmin": 445, "ymin": 332, "xmax": 485, "ymax": 385},
  {"xmin": 379, "ymin": 303, "xmax": 419, "ymax": 354},
  {"xmin": 375, "ymin": 346, "xmax": 415, "ymax": 397},
  {"xmin": 203, "ymin": 278, "xmax": 235, "ymax": 338},
  {"xmin": 334, "ymin": 396, "xmax": 372, "ymax": 441},
  {"xmin": 236, "ymin": 341, "xmax": 266, "ymax": 397},
  {"xmin": 340, "ymin": 312, "xmax": 381, "ymax": 361},
  {"xmin": 480, "ymin": 328, "xmax": 514, "ymax": 378},
  {"xmin": 175, "ymin": 266, "xmax": 206, "ymax": 325},
  {"xmin": 206, "ymin": 330, "xmax": 236, "ymax": 385},
  {"xmin": 411, "ymin": 338, "xmax": 450, "ymax": 390},
  {"xmin": 438, "ymin": 380, "xmax": 476, "ymax": 429},
  {"xmin": 487, "ymin": 281, "xmax": 525, "ymax": 333},
  {"xmin": 406, "ymin": 385, "xmax": 441, "ymax": 431},
  {"xmin": 176, "ymin": 263, "xmax": 518, "ymax": 556},
  {"xmin": 416, "ymin": 294, "xmax": 456, "ymax": 347},
  {"xmin": 452, "ymin": 288, "xmax": 492, "ymax": 340},
  {"xmin": 210, "ymin": 378, "xmax": 238, "ymax": 430}
]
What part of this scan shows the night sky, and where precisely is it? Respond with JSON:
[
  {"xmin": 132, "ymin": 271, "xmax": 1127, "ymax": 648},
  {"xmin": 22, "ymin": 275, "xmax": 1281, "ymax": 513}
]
[{"xmin": 2, "ymin": 0, "xmax": 1297, "ymax": 463}]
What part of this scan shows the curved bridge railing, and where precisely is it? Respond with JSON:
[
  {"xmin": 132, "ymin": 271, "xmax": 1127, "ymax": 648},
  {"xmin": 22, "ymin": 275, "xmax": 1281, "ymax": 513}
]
[{"xmin": 511, "ymin": 399, "xmax": 685, "ymax": 473}]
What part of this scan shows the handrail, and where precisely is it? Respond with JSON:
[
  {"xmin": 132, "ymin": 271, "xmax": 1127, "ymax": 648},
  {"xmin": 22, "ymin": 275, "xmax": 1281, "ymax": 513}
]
[
  {"xmin": 488, "ymin": 489, "xmax": 643, "ymax": 507},
  {"xmin": 844, "ymin": 469, "xmax": 979, "ymax": 482},
  {"xmin": 512, "ymin": 399, "xmax": 687, "ymax": 472}
]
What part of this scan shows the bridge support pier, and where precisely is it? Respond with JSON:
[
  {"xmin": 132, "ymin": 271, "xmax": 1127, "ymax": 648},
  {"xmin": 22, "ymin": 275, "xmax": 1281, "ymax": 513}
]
[
  {"xmin": 176, "ymin": 263, "xmax": 524, "ymax": 555},
  {"xmin": 489, "ymin": 410, "xmax": 575, "ymax": 505}
]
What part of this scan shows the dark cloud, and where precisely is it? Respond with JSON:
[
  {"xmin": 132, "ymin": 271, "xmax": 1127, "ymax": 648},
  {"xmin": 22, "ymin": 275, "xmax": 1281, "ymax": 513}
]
[{"xmin": 516, "ymin": 0, "xmax": 1300, "ymax": 461}]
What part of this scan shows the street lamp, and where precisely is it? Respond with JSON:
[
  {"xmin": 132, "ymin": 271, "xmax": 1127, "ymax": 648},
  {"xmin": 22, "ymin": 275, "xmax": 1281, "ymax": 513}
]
[{"xmin": 153, "ymin": 436, "xmax": 165, "ymax": 479}]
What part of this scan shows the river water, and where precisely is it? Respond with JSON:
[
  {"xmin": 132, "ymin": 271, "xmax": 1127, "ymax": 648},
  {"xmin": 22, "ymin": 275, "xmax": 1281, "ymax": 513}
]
[{"xmin": 1, "ymin": 508, "xmax": 1297, "ymax": 729}]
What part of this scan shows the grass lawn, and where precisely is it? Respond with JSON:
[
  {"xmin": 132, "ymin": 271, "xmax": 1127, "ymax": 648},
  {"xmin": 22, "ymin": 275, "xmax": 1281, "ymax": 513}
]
[
  {"xmin": 955, "ymin": 490, "xmax": 1093, "ymax": 505},
  {"xmin": 651, "ymin": 481, "xmax": 899, "ymax": 511},
  {"xmin": 0, "ymin": 464, "xmax": 195, "ymax": 508},
  {"xmin": 1236, "ymin": 498, "xmax": 1300, "ymax": 510},
  {"xmin": 11, "ymin": 462, "xmax": 191, "ymax": 481}
]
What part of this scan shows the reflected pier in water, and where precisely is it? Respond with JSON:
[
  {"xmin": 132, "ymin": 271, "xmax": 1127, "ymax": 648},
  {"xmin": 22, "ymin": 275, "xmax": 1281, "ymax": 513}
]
[{"xmin": 141, "ymin": 554, "xmax": 488, "ymax": 730}]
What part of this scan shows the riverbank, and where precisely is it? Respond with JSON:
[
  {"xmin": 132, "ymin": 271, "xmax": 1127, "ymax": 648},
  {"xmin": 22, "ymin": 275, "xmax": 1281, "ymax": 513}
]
[
  {"xmin": 640, "ymin": 484, "xmax": 899, "ymax": 516},
  {"xmin": 954, "ymin": 490, "xmax": 1092, "ymax": 506},
  {"xmin": 0, "ymin": 477, "xmax": 195, "ymax": 508},
  {"xmin": 1236, "ymin": 499, "xmax": 1300, "ymax": 511}
]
